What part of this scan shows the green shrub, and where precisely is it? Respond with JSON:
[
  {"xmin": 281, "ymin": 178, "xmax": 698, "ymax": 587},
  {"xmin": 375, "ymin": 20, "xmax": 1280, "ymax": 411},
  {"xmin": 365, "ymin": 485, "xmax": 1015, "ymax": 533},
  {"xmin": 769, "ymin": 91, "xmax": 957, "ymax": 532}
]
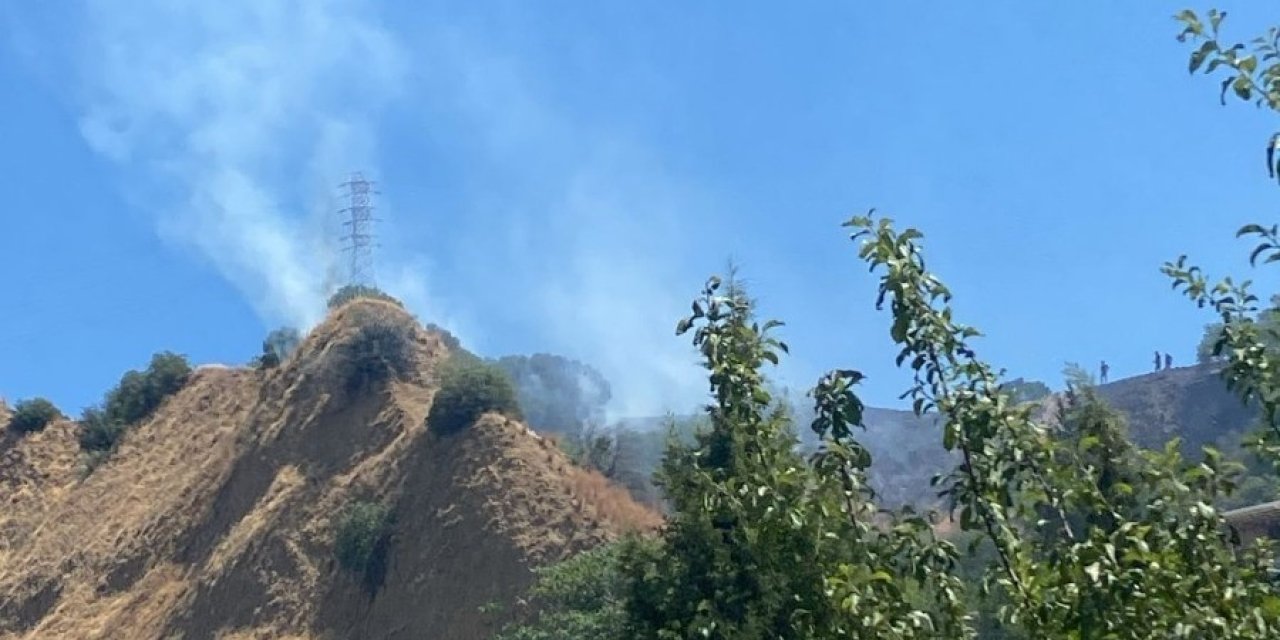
[
  {"xmin": 495, "ymin": 541, "xmax": 642, "ymax": 640},
  {"xmin": 339, "ymin": 317, "xmax": 415, "ymax": 393},
  {"xmin": 427, "ymin": 359, "xmax": 522, "ymax": 434},
  {"xmin": 327, "ymin": 284, "xmax": 403, "ymax": 310},
  {"xmin": 7, "ymin": 397, "xmax": 61, "ymax": 434},
  {"xmin": 78, "ymin": 407, "xmax": 125, "ymax": 452},
  {"xmin": 334, "ymin": 500, "xmax": 393, "ymax": 593},
  {"xmin": 77, "ymin": 352, "xmax": 193, "ymax": 454},
  {"xmin": 106, "ymin": 352, "xmax": 191, "ymax": 425}
]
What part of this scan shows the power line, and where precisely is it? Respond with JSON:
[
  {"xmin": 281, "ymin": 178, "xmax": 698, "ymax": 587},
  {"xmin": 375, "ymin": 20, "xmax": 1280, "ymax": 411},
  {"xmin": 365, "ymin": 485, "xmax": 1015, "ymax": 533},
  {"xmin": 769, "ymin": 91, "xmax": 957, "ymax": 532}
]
[{"xmin": 338, "ymin": 172, "xmax": 380, "ymax": 286}]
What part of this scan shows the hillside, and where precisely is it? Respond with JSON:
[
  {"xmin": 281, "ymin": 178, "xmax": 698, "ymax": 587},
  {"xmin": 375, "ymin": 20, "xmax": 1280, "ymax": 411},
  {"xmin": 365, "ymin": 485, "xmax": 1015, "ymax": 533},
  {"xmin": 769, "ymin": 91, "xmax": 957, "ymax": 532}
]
[
  {"xmin": 862, "ymin": 362, "xmax": 1260, "ymax": 506},
  {"xmin": 852, "ymin": 363, "xmax": 1259, "ymax": 506},
  {"xmin": 614, "ymin": 362, "xmax": 1260, "ymax": 509},
  {"xmin": 0, "ymin": 299, "xmax": 657, "ymax": 640},
  {"xmin": 1095, "ymin": 362, "xmax": 1254, "ymax": 453}
]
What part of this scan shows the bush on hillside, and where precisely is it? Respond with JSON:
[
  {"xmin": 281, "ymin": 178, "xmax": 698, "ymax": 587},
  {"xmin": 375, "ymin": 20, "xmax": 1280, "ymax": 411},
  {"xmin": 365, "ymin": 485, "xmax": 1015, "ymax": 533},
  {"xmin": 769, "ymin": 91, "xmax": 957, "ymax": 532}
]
[
  {"xmin": 7, "ymin": 397, "xmax": 61, "ymax": 434},
  {"xmin": 327, "ymin": 284, "xmax": 403, "ymax": 310},
  {"xmin": 494, "ymin": 541, "xmax": 646, "ymax": 640},
  {"xmin": 113, "ymin": 352, "xmax": 192, "ymax": 423},
  {"xmin": 427, "ymin": 359, "xmax": 522, "ymax": 435},
  {"xmin": 77, "ymin": 352, "xmax": 193, "ymax": 454},
  {"xmin": 334, "ymin": 500, "xmax": 393, "ymax": 594},
  {"xmin": 78, "ymin": 407, "xmax": 124, "ymax": 452},
  {"xmin": 338, "ymin": 317, "xmax": 415, "ymax": 394}
]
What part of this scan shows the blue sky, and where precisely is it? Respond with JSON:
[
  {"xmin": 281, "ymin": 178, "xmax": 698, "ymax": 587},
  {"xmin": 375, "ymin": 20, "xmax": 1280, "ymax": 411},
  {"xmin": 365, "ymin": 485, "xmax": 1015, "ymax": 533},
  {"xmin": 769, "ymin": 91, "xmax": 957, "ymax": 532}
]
[{"xmin": 1, "ymin": 2, "xmax": 1276, "ymax": 420}]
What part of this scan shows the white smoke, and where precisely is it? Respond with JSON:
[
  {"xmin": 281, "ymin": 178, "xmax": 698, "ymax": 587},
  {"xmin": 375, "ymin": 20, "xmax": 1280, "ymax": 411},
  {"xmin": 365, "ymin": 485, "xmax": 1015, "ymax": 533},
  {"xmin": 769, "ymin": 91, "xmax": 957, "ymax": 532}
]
[
  {"xmin": 407, "ymin": 35, "xmax": 712, "ymax": 419},
  {"xmin": 48, "ymin": 0, "xmax": 711, "ymax": 418},
  {"xmin": 74, "ymin": 0, "xmax": 412, "ymax": 329}
]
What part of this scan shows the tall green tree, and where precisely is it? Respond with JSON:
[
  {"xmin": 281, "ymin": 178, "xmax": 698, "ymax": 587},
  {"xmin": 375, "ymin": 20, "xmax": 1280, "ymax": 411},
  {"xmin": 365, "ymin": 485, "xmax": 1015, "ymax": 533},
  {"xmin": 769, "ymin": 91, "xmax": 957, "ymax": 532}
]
[{"xmin": 620, "ymin": 276, "xmax": 967, "ymax": 639}]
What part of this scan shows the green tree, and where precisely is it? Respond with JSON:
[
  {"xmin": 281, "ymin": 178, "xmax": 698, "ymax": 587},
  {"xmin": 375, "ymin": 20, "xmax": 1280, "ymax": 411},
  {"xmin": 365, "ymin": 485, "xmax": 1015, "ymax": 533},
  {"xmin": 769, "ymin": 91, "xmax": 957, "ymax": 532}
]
[
  {"xmin": 503, "ymin": 11, "xmax": 1280, "ymax": 638},
  {"xmin": 78, "ymin": 406, "xmax": 125, "ymax": 453},
  {"xmin": 1169, "ymin": 9, "xmax": 1280, "ymax": 472},
  {"xmin": 851, "ymin": 212, "xmax": 1280, "ymax": 637},
  {"xmin": 6, "ymin": 397, "xmax": 61, "ymax": 434},
  {"xmin": 620, "ymin": 275, "xmax": 967, "ymax": 639},
  {"xmin": 495, "ymin": 541, "xmax": 645, "ymax": 640},
  {"xmin": 1196, "ymin": 299, "xmax": 1280, "ymax": 364},
  {"xmin": 105, "ymin": 352, "xmax": 192, "ymax": 426},
  {"xmin": 427, "ymin": 358, "xmax": 522, "ymax": 434}
]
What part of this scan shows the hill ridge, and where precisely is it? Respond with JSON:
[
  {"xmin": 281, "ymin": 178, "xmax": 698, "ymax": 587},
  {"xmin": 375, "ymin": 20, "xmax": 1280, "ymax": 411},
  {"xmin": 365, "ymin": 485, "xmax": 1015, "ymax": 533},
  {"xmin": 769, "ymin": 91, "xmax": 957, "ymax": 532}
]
[{"xmin": 0, "ymin": 299, "xmax": 657, "ymax": 640}]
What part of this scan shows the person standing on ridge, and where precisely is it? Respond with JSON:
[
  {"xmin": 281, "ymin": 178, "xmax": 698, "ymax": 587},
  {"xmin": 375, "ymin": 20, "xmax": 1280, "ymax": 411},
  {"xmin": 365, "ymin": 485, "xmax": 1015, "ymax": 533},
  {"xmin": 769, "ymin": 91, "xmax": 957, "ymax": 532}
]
[
  {"xmin": 1164, "ymin": 353, "xmax": 1173, "ymax": 370},
  {"xmin": 1100, "ymin": 360, "xmax": 1110, "ymax": 383},
  {"xmin": 1154, "ymin": 350, "xmax": 1162, "ymax": 372}
]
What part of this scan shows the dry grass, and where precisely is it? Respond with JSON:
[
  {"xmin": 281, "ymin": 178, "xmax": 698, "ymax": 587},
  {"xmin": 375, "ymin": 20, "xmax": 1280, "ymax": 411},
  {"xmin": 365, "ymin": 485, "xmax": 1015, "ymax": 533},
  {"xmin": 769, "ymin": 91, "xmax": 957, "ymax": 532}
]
[
  {"xmin": 564, "ymin": 465, "xmax": 663, "ymax": 533},
  {"xmin": 0, "ymin": 298, "xmax": 662, "ymax": 639},
  {"xmin": 533, "ymin": 431, "xmax": 663, "ymax": 533}
]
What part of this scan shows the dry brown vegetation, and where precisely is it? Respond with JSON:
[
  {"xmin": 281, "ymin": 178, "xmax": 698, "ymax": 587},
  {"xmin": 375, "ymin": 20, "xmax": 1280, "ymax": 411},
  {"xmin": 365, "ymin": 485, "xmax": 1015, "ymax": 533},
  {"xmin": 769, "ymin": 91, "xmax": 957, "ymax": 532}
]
[{"xmin": 0, "ymin": 298, "xmax": 660, "ymax": 640}]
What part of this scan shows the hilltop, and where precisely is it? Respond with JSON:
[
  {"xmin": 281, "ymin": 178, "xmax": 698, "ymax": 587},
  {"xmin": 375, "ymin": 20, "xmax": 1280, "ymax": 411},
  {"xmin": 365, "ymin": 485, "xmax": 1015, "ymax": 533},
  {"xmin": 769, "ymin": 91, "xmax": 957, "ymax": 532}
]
[
  {"xmin": 1094, "ymin": 362, "xmax": 1254, "ymax": 452},
  {"xmin": 0, "ymin": 299, "xmax": 657, "ymax": 640}
]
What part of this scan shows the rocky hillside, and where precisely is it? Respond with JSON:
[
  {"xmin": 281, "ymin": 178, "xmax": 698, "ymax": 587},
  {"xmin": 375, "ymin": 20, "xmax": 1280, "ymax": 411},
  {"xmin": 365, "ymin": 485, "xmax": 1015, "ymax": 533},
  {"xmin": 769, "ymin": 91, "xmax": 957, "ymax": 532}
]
[{"xmin": 0, "ymin": 299, "xmax": 657, "ymax": 640}]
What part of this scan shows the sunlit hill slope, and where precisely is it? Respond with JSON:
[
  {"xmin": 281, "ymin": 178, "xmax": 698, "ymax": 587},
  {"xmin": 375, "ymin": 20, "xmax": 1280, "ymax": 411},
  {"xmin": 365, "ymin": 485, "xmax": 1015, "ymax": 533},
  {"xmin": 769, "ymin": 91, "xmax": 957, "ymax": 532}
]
[{"xmin": 0, "ymin": 299, "xmax": 658, "ymax": 640}]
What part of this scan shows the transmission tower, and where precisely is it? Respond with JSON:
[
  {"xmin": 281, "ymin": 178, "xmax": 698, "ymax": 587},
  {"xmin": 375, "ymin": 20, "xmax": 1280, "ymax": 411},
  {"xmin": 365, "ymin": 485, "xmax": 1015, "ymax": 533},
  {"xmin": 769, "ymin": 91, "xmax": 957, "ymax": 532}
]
[{"xmin": 338, "ymin": 172, "xmax": 380, "ymax": 286}]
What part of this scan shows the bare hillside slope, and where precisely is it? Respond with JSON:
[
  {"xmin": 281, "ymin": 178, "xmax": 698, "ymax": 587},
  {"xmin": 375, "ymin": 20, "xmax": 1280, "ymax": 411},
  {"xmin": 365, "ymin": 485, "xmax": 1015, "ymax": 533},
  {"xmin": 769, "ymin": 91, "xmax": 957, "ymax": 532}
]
[
  {"xmin": 1095, "ymin": 362, "xmax": 1254, "ymax": 453},
  {"xmin": 0, "ymin": 299, "xmax": 657, "ymax": 640}
]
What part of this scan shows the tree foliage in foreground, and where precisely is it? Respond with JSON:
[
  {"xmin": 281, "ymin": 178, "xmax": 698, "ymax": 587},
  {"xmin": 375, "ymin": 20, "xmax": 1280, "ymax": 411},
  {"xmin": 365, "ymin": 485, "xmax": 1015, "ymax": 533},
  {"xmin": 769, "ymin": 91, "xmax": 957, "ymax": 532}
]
[
  {"xmin": 1173, "ymin": 8, "xmax": 1280, "ymax": 474},
  {"xmin": 1196, "ymin": 297, "xmax": 1280, "ymax": 364},
  {"xmin": 851, "ymin": 214, "xmax": 1279, "ymax": 637},
  {"xmin": 619, "ymin": 274, "xmax": 968, "ymax": 639},
  {"xmin": 504, "ymin": 9, "xmax": 1280, "ymax": 639}
]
